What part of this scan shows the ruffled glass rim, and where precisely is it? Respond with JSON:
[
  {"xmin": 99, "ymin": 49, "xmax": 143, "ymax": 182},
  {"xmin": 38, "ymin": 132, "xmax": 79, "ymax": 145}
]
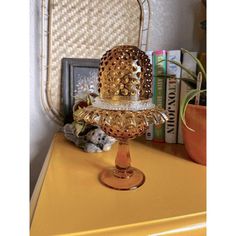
[{"xmin": 73, "ymin": 105, "xmax": 168, "ymax": 128}]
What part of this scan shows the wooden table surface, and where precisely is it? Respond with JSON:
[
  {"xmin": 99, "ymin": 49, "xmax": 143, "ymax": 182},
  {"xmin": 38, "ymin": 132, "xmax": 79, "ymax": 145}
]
[{"xmin": 30, "ymin": 132, "xmax": 206, "ymax": 236}]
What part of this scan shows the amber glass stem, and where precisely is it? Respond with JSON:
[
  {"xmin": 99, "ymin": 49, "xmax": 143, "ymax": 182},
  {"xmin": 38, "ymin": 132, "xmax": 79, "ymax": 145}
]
[
  {"xmin": 115, "ymin": 140, "xmax": 131, "ymax": 169},
  {"xmin": 113, "ymin": 140, "xmax": 134, "ymax": 178},
  {"xmin": 99, "ymin": 139, "xmax": 145, "ymax": 189}
]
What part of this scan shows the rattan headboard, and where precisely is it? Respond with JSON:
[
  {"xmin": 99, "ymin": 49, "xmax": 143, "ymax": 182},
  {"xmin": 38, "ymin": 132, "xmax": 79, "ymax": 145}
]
[{"xmin": 40, "ymin": 0, "xmax": 151, "ymax": 124}]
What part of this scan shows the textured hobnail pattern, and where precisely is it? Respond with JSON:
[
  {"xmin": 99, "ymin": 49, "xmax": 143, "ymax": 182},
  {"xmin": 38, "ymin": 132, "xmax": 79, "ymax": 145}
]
[
  {"xmin": 98, "ymin": 45, "xmax": 152, "ymax": 101},
  {"xmin": 74, "ymin": 106, "xmax": 168, "ymax": 139},
  {"xmin": 73, "ymin": 46, "xmax": 169, "ymax": 140}
]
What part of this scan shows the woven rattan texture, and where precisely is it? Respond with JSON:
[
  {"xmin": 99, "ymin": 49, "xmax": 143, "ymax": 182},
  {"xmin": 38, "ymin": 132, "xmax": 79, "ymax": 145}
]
[{"xmin": 47, "ymin": 0, "xmax": 141, "ymax": 120}]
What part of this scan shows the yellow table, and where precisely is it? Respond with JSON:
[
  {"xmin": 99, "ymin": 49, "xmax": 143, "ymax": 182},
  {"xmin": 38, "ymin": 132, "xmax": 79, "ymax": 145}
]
[{"xmin": 30, "ymin": 133, "xmax": 206, "ymax": 236}]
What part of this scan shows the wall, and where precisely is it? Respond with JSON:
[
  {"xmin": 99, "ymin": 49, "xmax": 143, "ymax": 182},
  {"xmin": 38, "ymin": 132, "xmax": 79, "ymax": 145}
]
[
  {"xmin": 30, "ymin": 0, "xmax": 60, "ymax": 196},
  {"xmin": 30, "ymin": 0, "xmax": 205, "ymax": 196},
  {"xmin": 148, "ymin": 0, "xmax": 204, "ymax": 51}
]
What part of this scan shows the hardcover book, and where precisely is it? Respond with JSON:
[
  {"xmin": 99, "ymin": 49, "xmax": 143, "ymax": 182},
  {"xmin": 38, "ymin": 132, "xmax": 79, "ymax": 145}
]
[
  {"xmin": 177, "ymin": 51, "xmax": 198, "ymax": 144},
  {"xmin": 153, "ymin": 50, "xmax": 167, "ymax": 143},
  {"xmin": 165, "ymin": 50, "xmax": 181, "ymax": 143}
]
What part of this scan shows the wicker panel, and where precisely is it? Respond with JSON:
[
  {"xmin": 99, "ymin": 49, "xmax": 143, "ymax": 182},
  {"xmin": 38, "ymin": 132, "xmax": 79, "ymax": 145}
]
[{"xmin": 47, "ymin": 0, "xmax": 142, "ymax": 122}]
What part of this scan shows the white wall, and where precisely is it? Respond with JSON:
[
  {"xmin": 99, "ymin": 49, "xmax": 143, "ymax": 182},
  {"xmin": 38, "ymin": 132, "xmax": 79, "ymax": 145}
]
[
  {"xmin": 30, "ymin": 0, "xmax": 60, "ymax": 196},
  {"xmin": 30, "ymin": 0, "xmax": 205, "ymax": 196},
  {"xmin": 148, "ymin": 0, "xmax": 204, "ymax": 51}
]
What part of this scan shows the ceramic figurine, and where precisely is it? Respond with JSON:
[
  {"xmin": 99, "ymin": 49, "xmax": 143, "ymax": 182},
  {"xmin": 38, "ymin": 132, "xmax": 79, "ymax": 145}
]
[
  {"xmin": 63, "ymin": 123, "xmax": 116, "ymax": 153},
  {"xmin": 85, "ymin": 127, "xmax": 116, "ymax": 152}
]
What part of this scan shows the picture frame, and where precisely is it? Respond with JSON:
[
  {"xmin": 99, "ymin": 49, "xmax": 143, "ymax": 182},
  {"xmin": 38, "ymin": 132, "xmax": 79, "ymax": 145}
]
[{"xmin": 61, "ymin": 58, "xmax": 100, "ymax": 124}]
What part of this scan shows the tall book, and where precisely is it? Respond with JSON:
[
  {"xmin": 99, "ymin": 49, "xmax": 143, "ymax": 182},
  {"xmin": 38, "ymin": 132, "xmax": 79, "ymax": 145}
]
[
  {"xmin": 165, "ymin": 50, "xmax": 181, "ymax": 143},
  {"xmin": 177, "ymin": 51, "xmax": 198, "ymax": 144},
  {"xmin": 153, "ymin": 50, "xmax": 167, "ymax": 143},
  {"xmin": 145, "ymin": 50, "xmax": 154, "ymax": 140}
]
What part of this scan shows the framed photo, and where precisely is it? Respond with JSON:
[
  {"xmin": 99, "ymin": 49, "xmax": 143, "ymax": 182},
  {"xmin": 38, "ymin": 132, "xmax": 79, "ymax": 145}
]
[{"xmin": 61, "ymin": 58, "xmax": 100, "ymax": 123}]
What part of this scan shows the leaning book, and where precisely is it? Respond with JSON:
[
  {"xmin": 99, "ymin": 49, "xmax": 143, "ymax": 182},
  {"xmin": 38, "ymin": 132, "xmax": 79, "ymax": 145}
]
[
  {"xmin": 165, "ymin": 50, "xmax": 181, "ymax": 143},
  {"xmin": 153, "ymin": 50, "xmax": 167, "ymax": 143}
]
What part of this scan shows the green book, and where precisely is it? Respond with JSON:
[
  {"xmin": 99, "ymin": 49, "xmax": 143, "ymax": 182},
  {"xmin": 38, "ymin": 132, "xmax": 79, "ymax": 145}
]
[{"xmin": 153, "ymin": 50, "xmax": 167, "ymax": 143}]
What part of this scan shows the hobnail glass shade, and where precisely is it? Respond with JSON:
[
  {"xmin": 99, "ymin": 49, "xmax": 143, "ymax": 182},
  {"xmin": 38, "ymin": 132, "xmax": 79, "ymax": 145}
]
[
  {"xmin": 98, "ymin": 45, "xmax": 152, "ymax": 101},
  {"xmin": 73, "ymin": 45, "xmax": 168, "ymax": 190}
]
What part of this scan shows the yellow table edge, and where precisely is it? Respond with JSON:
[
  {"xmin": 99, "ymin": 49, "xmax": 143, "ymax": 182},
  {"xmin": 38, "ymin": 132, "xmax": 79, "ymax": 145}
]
[
  {"xmin": 55, "ymin": 212, "xmax": 206, "ymax": 236},
  {"xmin": 30, "ymin": 135, "xmax": 56, "ymax": 224}
]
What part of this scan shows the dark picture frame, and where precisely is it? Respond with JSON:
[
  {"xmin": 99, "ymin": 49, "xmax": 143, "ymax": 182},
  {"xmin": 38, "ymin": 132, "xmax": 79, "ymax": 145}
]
[{"xmin": 61, "ymin": 58, "xmax": 100, "ymax": 124}]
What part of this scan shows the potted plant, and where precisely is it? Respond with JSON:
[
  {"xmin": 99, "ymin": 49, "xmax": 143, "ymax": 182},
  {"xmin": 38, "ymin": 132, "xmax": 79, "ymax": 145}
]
[{"xmin": 165, "ymin": 49, "xmax": 207, "ymax": 165}]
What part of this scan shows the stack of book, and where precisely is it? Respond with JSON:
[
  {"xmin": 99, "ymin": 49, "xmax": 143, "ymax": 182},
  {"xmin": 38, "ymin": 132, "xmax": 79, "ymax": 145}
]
[{"xmin": 145, "ymin": 49, "xmax": 206, "ymax": 144}]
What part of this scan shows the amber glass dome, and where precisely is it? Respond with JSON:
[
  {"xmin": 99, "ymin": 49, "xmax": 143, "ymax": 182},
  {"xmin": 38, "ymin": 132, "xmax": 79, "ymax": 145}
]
[
  {"xmin": 74, "ymin": 45, "xmax": 168, "ymax": 140},
  {"xmin": 98, "ymin": 45, "xmax": 152, "ymax": 101}
]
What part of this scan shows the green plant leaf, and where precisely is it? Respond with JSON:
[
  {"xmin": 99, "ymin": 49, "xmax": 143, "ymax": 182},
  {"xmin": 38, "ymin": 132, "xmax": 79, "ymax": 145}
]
[
  {"xmin": 158, "ymin": 59, "xmax": 197, "ymax": 80},
  {"xmin": 180, "ymin": 78, "xmax": 197, "ymax": 89},
  {"xmin": 166, "ymin": 77, "xmax": 196, "ymax": 89},
  {"xmin": 181, "ymin": 48, "xmax": 206, "ymax": 79},
  {"xmin": 180, "ymin": 89, "xmax": 207, "ymax": 131}
]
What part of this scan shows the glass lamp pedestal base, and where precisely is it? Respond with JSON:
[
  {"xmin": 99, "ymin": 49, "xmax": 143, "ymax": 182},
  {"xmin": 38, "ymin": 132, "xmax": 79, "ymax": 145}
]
[
  {"xmin": 99, "ymin": 140, "xmax": 145, "ymax": 190},
  {"xmin": 99, "ymin": 166, "xmax": 145, "ymax": 190}
]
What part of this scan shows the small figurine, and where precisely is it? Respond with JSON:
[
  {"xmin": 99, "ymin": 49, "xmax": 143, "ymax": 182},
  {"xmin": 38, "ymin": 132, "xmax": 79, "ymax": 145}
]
[
  {"xmin": 63, "ymin": 93, "xmax": 116, "ymax": 152},
  {"xmin": 63, "ymin": 123, "xmax": 116, "ymax": 153},
  {"xmin": 85, "ymin": 127, "xmax": 116, "ymax": 152}
]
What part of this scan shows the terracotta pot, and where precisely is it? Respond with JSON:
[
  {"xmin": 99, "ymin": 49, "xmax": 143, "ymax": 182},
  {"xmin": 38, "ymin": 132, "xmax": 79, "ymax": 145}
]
[{"xmin": 182, "ymin": 104, "xmax": 206, "ymax": 165}]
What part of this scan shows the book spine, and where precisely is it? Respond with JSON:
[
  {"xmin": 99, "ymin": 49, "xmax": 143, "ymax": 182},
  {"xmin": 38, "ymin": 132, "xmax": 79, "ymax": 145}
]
[
  {"xmin": 153, "ymin": 50, "xmax": 167, "ymax": 143},
  {"xmin": 145, "ymin": 50, "xmax": 154, "ymax": 140},
  {"xmin": 165, "ymin": 50, "xmax": 181, "ymax": 143},
  {"xmin": 177, "ymin": 51, "xmax": 198, "ymax": 144}
]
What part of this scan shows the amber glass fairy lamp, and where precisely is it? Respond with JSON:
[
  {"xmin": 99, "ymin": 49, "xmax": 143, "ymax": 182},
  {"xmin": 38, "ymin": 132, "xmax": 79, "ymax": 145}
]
[{"xmin": 73, "ymin": 45, "xmax": 168, "ymax": 190}]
